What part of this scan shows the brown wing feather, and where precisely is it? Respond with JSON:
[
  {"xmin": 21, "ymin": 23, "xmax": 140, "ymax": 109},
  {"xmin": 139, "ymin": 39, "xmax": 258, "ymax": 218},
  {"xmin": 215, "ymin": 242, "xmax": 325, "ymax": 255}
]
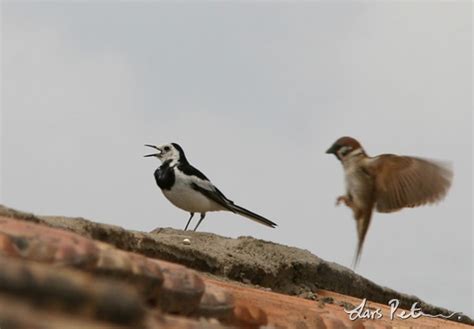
[{"xmin": 369, "ymin": 155, "xmax": 453, "ymax": 213}]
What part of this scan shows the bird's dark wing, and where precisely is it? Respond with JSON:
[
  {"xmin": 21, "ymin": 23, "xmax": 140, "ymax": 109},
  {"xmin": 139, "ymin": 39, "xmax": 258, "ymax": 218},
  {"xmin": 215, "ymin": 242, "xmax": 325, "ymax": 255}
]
[
  {"xmin": 367, "ymin": 155, "xmax": 453, "ymax": 213},
  {"xmin": 177, "ymin": 162, "xmax": 210, "ymax": 181},
  {"xmin": 190, "ymin": 182, "xmax": 235, "ymax": 212},
  {"xmin": 191, "ymin": 182, "xmax": 277, "ymax": 228}
]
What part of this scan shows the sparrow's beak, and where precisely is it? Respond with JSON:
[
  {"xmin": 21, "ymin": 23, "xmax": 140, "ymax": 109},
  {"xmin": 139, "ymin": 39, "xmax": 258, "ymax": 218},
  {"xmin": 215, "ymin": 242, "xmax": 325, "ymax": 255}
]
[
  {"xmin": 144, "ymin": 144, "xmax": 162, "ymax": 158},
  {"xmin": 326, "ymin": 143, "xmax": 339, "ymax": 155},
  {"xmin": 326, "ymin": 143, "xmax": 342, "ymax": 161}
]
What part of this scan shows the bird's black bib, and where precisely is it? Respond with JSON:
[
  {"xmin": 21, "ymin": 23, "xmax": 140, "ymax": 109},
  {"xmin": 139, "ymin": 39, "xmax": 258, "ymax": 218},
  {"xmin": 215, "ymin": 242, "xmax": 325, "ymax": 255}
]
[{"xmin": 154, "ymin": 160, "xmax": 175, "ymax": 190}]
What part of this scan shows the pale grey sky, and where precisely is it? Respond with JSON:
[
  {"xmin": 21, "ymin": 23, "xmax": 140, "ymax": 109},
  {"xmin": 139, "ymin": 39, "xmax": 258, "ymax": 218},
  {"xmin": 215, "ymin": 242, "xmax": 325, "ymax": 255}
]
[{"xmin": 1, "ymin": 2, "xmax": 472, "ymax": 317}]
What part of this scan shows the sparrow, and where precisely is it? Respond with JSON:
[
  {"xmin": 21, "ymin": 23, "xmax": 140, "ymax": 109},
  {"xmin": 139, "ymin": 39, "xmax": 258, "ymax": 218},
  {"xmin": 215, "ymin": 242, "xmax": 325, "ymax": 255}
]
[
  {"xmin": 326, "ymin": 136, "xmax": 452, "ymax": 267},
  {"xmin": 144, "ymin": 143, "xmax": 277, "ymax": 231}
]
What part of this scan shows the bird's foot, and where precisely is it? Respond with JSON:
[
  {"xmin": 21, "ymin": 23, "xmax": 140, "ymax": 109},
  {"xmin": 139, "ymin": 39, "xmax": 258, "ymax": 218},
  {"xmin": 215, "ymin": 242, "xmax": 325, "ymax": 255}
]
[{"xmin": 336, "ymin": 196, "xmax": 352, "ymax": 208}]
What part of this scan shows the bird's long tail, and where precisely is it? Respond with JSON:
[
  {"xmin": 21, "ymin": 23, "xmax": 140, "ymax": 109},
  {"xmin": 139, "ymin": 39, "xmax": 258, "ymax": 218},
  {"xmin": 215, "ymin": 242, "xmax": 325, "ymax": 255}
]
[
  {"xmin": 352, "ymin": 209, "xmax": 373, "ymax": 269},
  {"xmin": 229, "ymin": 203, "xmax": 277, "ymax": 228}
]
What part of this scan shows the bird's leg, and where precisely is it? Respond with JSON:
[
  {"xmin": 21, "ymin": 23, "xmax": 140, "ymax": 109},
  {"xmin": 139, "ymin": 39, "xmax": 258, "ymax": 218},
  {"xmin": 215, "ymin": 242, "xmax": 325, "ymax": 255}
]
[
  {"xmin": 184, "ymin": 213, "xmax": 194, "ymax": 231},
  {"xmin": 193, "ymin": 213, "xmax": 206, "ymax": 232},
  {"xmin": 336, "ymin": 195, "xmax": 353, "ymax": 208}
]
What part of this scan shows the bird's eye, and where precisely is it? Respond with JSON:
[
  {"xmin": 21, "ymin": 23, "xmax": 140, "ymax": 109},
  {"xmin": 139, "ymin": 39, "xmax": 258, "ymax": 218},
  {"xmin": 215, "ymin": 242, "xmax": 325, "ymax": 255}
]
[{"xmin": 164, "ymin": 146, "xmax": 170, "ymax": 152}]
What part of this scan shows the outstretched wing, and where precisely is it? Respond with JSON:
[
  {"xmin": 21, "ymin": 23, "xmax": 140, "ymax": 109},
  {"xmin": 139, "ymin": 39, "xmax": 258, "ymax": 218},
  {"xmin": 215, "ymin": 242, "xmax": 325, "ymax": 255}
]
[{"xmin": 368, "ymin": 155, "xmax": 453, "ymax": 213}]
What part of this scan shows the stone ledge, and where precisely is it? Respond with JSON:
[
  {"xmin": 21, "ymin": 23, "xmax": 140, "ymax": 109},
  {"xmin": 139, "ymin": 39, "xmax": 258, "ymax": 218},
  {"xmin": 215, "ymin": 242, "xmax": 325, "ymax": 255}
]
[{"xmin": 0, "ymin": 205, "xmax": 471, "ymax": 328}]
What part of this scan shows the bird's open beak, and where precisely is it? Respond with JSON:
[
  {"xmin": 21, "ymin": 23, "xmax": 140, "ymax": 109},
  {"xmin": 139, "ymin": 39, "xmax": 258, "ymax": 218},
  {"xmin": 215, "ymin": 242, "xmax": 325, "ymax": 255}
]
[{"xmin": 144, "ymin": 144, "xmax": 162, "ymax": 158}]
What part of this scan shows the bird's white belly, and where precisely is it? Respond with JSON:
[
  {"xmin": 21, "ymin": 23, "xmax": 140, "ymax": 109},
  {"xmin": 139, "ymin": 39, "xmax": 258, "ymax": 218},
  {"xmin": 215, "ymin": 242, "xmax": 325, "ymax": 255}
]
[
  {"xmin": 345, "ymin": 170, "xmax": 372, "ymax": 207},
  {"xmin": 162, "ymin": 181, "xmax": 223, "ymax": 213}
]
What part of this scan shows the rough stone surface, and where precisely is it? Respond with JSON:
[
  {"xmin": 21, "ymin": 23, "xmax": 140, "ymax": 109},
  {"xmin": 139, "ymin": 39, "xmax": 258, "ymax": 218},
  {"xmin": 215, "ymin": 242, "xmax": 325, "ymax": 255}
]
[
  {"xmin": 0, "ymin": 205, "xmax": 471, "ymax": 328},
  {"xmin": 0, "ymin": 216, "xmax": 232, "ymax": 328}
]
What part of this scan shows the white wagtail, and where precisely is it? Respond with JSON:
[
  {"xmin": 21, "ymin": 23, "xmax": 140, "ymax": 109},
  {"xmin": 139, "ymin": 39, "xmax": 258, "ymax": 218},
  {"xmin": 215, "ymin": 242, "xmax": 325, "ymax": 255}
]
[{"xmin": 144, "ymin": 143, "xmax": 277, "ymax": 231}]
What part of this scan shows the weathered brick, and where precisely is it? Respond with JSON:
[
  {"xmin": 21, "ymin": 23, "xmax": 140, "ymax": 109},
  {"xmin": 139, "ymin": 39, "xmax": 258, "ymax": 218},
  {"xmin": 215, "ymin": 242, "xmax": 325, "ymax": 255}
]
[
  {"xmin": 317, "ymin": 314, "xmax": 349, "ymax": 329},
  {"xmin": 0, "ymin": 217, "xmax": 165, "ymax": 299},
  {"xmin": 0, "ymin": 255, "xmax": 145, "ymax": 326},
  {"xmin": 0, "ymin": 294, "xmax": 130, "ymax": 329},
  {"xmin": 95, "ymin": 246, "xmax": 164, "ymax": 298},
  {"xmin": 196, "ymin": 281, "xmax": 235, "ymax": 320},
  {"xmin": 152, "ymin": 260, "xmax": 205, "ymax": 315},
  {"xmin": 233, "ymin": 302, "xmax": 268, "ymax": 328},
  {"xmin": 0, "ymin": 218, "xmax": 99, "ymax": 267}
]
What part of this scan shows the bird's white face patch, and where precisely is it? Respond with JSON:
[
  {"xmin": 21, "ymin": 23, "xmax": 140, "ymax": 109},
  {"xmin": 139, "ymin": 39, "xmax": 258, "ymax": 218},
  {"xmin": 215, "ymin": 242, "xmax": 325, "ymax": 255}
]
[
  {"xmin": 157, "ymin": 144, "xmax": 181, "ymax": 164},
  {"xmin": 337, "ymin": 146, "xmax": 353, "ymax": 159},
  {"xmin": 339, "ymin": 146, "xmax": 365, "ymax": 161}
]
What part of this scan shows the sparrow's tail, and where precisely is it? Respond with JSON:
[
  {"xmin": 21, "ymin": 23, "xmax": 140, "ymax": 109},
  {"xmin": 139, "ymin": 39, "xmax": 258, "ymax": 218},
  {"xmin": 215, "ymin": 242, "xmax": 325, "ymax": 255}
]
[
  {"xmin": 229, "ymin": 203, "xmax": 277, "ymax": 228},
  {"xmin": 352, "ymin": 209, "xmax": 373, "ymax": 269}
]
